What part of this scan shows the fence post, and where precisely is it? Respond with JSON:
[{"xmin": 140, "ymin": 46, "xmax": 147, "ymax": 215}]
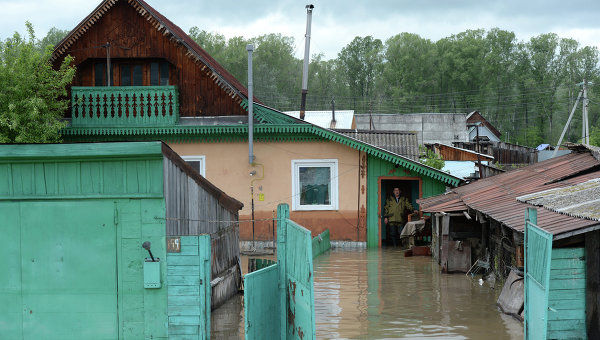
[{"xmin": 277, "ymin": 203, "xmax": 289, "ymax": 339}]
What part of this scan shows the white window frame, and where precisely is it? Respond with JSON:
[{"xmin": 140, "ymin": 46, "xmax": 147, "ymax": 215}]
[
  {"xmin": 181, "ymin": 155, "xmax": 206, "ymax": 177},
  {"xmin": 291, "ymin": 159, "xmax": 339, "ymax": 211}
]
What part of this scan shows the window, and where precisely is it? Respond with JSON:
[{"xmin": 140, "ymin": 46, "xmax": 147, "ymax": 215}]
[
  {"xmin": 132, "ymin": 65, "xmax": 143, "ymax": 86},
  {"xmin": 291, "ymin": 159, "xmax": 338, "ymax": 211},
  {"xmin": 120, "ymin": 65, "xmax": 131, "ymax": 86},
  {"xmin": 120, "ymin": 64, "xmax": 143, "ymax": 86},
  {"xmin": 151, "ymin": 61, "xmax": 169, "ymax": 86},
  {"xmin": 182, "ymin": 155, "xmax": 205, "ymax": 177},
  {"xmin": 94, "ymin": 62, "xmax": 113, "ymax": 86}
]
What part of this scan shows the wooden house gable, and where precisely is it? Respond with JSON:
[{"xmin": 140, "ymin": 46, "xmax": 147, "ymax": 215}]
[{"xmin": 53, "ymin": 0, "xmax": 247, "ymax": 117}]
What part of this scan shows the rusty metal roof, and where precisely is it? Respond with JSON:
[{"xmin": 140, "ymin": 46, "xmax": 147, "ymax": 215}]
[
  {"xmin": 419, "ymin": 192, "xmax": 468, "ymax": 213},
  {"xmin": 419, "ymin": 149, "xmax": 600, "ymax": 238}
]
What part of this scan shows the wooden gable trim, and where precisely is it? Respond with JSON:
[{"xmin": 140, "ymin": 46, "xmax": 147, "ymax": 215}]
[{"xmin": 52, "ymin": 0, "xmax": 246, "ymax": 106}]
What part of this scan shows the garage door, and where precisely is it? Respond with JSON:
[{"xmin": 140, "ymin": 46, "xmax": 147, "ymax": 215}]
[{"xmin": 20, "ymin": 200, "xmax": 118, "ymax": 339}]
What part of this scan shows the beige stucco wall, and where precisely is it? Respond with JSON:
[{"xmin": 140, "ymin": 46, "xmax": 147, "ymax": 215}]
[{"xmin": 169, "ymin": 140, "xmax": 367, "ymax": 241}]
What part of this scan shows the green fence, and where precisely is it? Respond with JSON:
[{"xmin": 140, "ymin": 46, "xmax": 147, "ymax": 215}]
[
  {"xmin": 71, "ymin": 86, "xmax": 179, "ymax": 127},
  {"xmin": 312, "ymin": 229, "xmax": 331, "ymax": 258},
  {"xmin": 244, "ymin": 204, "xmax": 316, "ymax": 340}
]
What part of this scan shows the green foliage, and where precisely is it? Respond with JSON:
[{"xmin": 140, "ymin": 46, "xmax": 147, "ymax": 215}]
[
  {"xmin": 37, "ymin": 27, "xmax": 69, "ymax": 51},
  {"xmin": 591, "ymin": 126, "xmax": 600, "ymax": 146},
  {"xmin": 187, "ymin": 27, "xmax": 600, "ymax": 148},
  {"xmin": 0, "ymin": 22, "xmax": 75, "ymax": 143},
  {"xmin": 419, "ymin": 147, "xmax": 445, "ymax": 170}
]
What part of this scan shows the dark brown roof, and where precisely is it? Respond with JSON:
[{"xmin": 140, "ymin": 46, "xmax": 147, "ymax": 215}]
[
  {"xmin": 336, "ymin": 129, "xmax": 419, "ymax": 160},
  {"xmin": 52, "ymin": 0, "xmax": 251, "ymax": 101},
  {"xmin": 419, "ymin": 192, "xmax": 467, "ymax": 213},
  {"xmin": 419, "ymin": 149, "xmax": 600, "ymax": 238},
  {"xmin": 467, "ymin": 111, "xmax": 502, "ymax": 138}
]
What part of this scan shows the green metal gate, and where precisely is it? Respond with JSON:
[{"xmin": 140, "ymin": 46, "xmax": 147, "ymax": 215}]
[
  {"xmin": 244, "ymin": 203, "xmax": 316, "ymax": 339},
  {"xmin": 525, "ymin": 208, "xmax": 553, "ymax": 340},
  {"xmin": 1, "ymin": 200, "xmax": 118, "ymax": 339}
]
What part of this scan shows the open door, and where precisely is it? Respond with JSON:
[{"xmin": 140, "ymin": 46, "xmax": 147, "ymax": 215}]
[{"xmin": 524, "ymin": 208, "xmax": 553, "ymax": 340}]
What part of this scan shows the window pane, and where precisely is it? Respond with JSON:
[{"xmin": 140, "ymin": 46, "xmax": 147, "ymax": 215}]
[
  {"xmin": 160, "ymin": 62, "xmax": 169, "ymax": 86},
  {"xmin": 150, "ymin": 62, "xmax": 159, "ymax": 86},
  {"xmin": 121, "ymin": 65, "xmax": 131, "ymax": 86},
  {"xmin": 186, "ymin": 161, "xmax": 201, "ymax": 174},
  {"xmin": 132, "ymin": 65, "xmax": 143, "ymax": 86},
  {"xmin": 95, "ymin": 63, "xmax": 105, "ymax": 86},
  {"xmin": 299, "ymin": 167, "xmax": 330, "ymax": 205}
]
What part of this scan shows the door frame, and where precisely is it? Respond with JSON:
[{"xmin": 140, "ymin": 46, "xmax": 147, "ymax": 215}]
[{"xmin": 376, "ymin": 176, "xmax": 423, "ymax": 247}]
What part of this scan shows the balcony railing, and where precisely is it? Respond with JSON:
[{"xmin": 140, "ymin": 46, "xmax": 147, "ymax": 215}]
[{"xmin": 71, "ymin": 86, "xmax": 179, "ymax": 127}]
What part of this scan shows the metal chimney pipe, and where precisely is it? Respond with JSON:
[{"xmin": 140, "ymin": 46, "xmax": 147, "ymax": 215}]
[
  {"xmin": 331, "ymin": 97, "xmax": 336, "ymax": 123},
  {"xmin": 247, "ymin": 44, "xmax": 255, "ymax": 164},
  {"xmin": 300, "ymin": 4, "xmax": 314, "ymax": 120}
]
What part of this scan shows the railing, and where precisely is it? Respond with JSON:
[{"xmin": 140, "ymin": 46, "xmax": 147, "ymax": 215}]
[{"xmin": 71, "ymin": 86, "xmax": 179, "ymax": 127}]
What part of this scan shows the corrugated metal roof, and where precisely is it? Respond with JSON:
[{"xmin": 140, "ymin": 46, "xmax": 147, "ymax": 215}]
[
  {"xmin": 419, "ymin": 149, "xmax": 600, "ymax": 237},
  {"xmin": 283, "ymin": 110, "xmax": 354, "ymax": 129},
  {"xmin": 517, "ymin": 178, "xmax": 600, "ymax": 221},
  {"xmin": 335, "ymin": 129, "xmax": 419, "ymax": 160}
]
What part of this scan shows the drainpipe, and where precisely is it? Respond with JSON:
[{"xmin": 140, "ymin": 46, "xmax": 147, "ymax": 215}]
[
  {"xmin": 300, "ymin": 5, "xmax": 314, "ymax": 120},
  {"xmin": 247, "ymin": 44, "xmax": 255, "ymax": 164}
]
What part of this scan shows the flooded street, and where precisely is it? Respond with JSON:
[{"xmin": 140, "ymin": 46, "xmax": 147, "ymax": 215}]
[{"xmin": 212, "ymin": 248, "xmax": 523, "ymax": 339}]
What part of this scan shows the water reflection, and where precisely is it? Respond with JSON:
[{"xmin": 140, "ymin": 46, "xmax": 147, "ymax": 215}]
[
  {"xmin": 211, "ymin": 248, "xmax": 523, "ymax": 339},
  {"xmin": 314, "ymin": 248, "xmax": 523, "ymax": 339}
]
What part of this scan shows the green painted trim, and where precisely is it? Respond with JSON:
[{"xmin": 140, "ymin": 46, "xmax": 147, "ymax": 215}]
[
  {"xmin": 71, "ymin": 86, "xmax": 179, "ymax": 127},
  {"xmin": 0, "ymin": 193, "xmax": 163, "ymax": 201},
  {"xmin": 63, "ymin": 104, "xmax": 461, "ymax": 186},
  {"xmin": 0, "ymin": 142, "xmax": 163, "ymax": 160},
  {"xmin": 64, "ymin": 124, "xmax": 460, "ymax": 186}
]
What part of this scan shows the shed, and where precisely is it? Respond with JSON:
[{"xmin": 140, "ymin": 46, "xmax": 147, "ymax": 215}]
[{"xmin": 0, "ymin": 141, "xmax": 243, "ymax": 339}]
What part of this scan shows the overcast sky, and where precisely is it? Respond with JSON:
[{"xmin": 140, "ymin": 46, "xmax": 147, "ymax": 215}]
[{"xmin": 2, "ymin": 0, "xmax": 600, "ymax": 59}]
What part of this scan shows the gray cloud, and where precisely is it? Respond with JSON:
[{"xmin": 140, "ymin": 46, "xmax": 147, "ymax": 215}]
[{"xmin": 1, "ymin": 0, "xmax": 599, "ymax": 58}]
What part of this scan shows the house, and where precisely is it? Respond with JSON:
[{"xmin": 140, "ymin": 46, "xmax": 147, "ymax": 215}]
[
  {"xmin": 466, "ymin": 110, "xmax": 502, "ymax": 142},
  {"xmin": 425, "ymin": 143, "xmax": 500, "ymax": 181},
  {"xmin": 53, "ymin": 0, "xmax": 461, "ymax": 249},
  {"xmin": 355, "ymin": 113, "xmax": 469, "ymax": 145},
  {"xmin": 418, "ymin": 144, "xmax": 600, "ymax": 337},
  {"xmin": 0, "ymin": 141, "xmax": 243, "ymax": 338},
  {"xmin": 283, "ymin": 110, "xmax": 356, "ymax": 129}
]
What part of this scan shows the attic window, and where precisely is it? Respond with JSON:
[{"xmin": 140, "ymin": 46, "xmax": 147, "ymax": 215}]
[
  {"xmin": 292, "ymin": 159, "xmax": 338, "ymax": 211},
  {"xmin": 150, "ymin": 61, "xmax": 169, "ymax": 86}
]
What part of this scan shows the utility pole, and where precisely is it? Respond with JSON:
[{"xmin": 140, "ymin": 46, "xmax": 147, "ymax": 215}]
[
  {"xmin": 583, "ymin": 79, "xmax": 590, "ymax": 144},
  {"xmin": 475, "ymin": 123, "xmax": 484, "ymax": 179},
  {"xmin": 553, "ymin": 89, "xmax": 583, "ymax": 158},
  {"xmin": 247, "ymin": 44, "xmax": 255, "ymax": 164},
  {"xmin": 299, "ymin": 4, "xmax": 314, "ymax": 120}
]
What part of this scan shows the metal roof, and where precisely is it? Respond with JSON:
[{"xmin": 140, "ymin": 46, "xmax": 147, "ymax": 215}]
[
  {"xmin": 418, "ymin": 149, "xmax": 600, "ymax": 238},
  {"xmin": 517, "ymin": 178, "xmax": 600, "ymax": 221},
  {"xmin": 283, "ymin": 110, "xmax": 354, "ymax": 129},
  {"xmin": 335, "ymin": 129, "xmax": 419, "ymax": 160}
]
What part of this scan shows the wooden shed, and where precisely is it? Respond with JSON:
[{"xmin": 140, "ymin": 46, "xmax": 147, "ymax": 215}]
[{"xmin": 0, "ymin": 141, "xmax": 243, "ymax": 339}]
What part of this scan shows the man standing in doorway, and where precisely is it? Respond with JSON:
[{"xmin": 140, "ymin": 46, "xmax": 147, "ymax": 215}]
[{"xmin": 384, "ymin": 187, "xmax": 415, "ymax": 247}]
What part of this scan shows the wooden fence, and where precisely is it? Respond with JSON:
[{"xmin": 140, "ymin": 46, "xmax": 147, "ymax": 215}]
[{"xmin": 163, "ymin": 152, "xmax": 242, "ymax": 309}]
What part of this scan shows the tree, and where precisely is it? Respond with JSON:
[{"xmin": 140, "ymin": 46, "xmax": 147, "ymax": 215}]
[
  {"xmin": 337, "ymin": 36, "xmax": 384, "ymax": 104},
  {"xmin": 37, "ymin": 27, "xmax": 69, "ymax": 51},
  {"xmin": 0, "ymin": 22, "xmax": 75, "ymax": 143}
]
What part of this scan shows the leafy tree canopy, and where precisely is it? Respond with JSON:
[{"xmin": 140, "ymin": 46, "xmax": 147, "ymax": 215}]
[{"xmin": 0, "ymin": 22, "xmax": 75, "ymax": 143}]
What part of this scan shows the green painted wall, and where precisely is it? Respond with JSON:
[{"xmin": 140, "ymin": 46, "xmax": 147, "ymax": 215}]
[
  {"xmin": 167, "ymin": 235, "xmax": 211, "ymax": 340},
  {"xmin": 0, "ymin": 143, "xmax": 170, "ymax": 339},
  {"xmin": 547, "ymin": 247, "xmax": 586, "ymax": 339},
  {"xmin": 367, "ymin": 155, "xmax": 448, "ymax": 248}
]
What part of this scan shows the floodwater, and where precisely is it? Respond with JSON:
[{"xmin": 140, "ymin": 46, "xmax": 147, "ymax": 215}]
[{"xmin": 212, "ymin": 248, "xmax": 523, "ymax": 339}]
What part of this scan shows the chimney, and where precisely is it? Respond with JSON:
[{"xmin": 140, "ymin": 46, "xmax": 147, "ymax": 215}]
[
  {"xmin": 300, "ymin": 4, "xmax": 314, "ymax": 120},
  {"xmin": 330, "ymin": 97, "xmax": 336, "ymax": 129}
]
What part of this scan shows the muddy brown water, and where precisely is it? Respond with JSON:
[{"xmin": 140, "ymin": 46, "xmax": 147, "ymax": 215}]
[{"xmin": 212, "ymin": 248, "xmax": 523, "ymax": 339}]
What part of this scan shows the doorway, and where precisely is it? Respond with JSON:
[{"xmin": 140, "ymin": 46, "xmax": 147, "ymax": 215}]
[{"xmin": 379, "ymin": 177, "xmax": 421, "ymax": 246}]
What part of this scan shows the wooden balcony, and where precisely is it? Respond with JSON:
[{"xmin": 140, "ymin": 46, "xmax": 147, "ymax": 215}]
[{"xmin": 71, "ymin": 86, "xmax": 179, "ymax": 127}]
